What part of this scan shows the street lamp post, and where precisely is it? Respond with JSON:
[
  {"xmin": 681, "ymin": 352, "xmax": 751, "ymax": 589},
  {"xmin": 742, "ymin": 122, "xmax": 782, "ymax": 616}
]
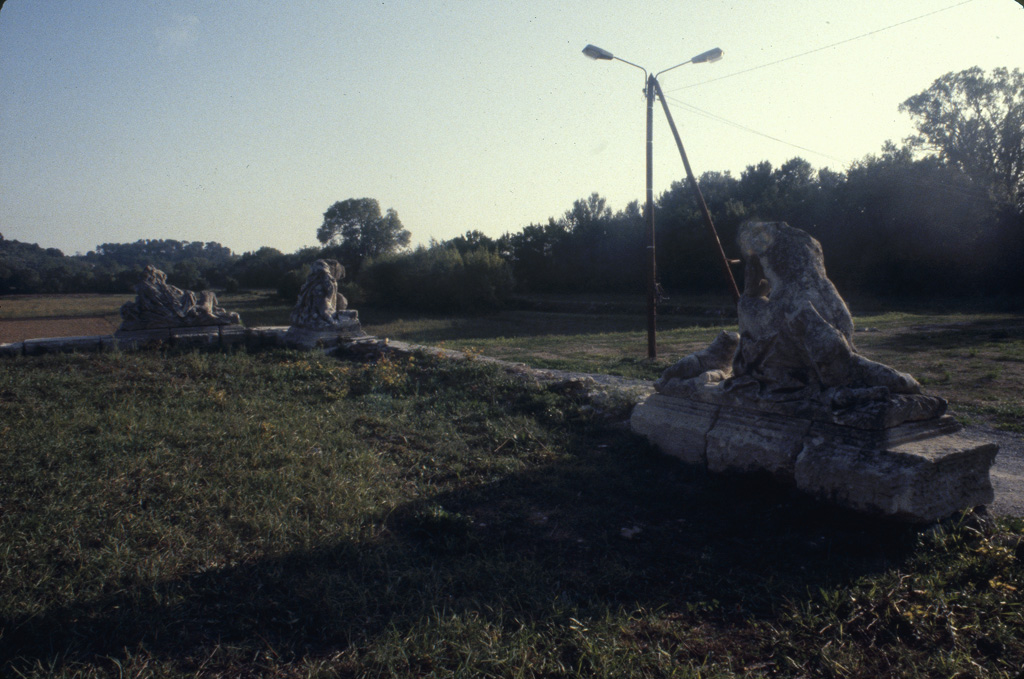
[{"xmin": 583, "ymin": 44, "xmax": 738, "ymax": 359}]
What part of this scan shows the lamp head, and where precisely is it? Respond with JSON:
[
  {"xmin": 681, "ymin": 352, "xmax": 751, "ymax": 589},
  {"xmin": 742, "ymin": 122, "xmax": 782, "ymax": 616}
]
[
  {"xmin": 690, "ymin": 47, "xmax": 724, "ymax": 64},
  {"xmin": 582, "ymin": 44, "xmax": 615, "ymax": 60}
]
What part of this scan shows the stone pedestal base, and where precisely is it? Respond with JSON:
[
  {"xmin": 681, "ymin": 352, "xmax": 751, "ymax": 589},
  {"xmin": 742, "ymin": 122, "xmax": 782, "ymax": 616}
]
[
  {"xmin": 283, "ymin": 325, "xmax": 369, "ymax": 351},
  {"xmin": 631, "ymin": 393, "xmax": 998, "ymax": 523},
  {"xmin": 114, "ymin": 326, "xmax": 232, "ymax": 350}
]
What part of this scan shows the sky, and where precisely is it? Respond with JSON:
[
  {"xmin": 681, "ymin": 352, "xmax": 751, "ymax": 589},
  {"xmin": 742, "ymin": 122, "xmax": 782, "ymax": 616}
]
[{"xmin": 1, "ymin": 0, "xmax": 1023, "ymax": 257}]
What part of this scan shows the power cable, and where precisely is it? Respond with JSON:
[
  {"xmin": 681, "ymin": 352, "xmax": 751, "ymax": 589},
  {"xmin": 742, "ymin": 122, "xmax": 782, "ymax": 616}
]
[
  {"xmin": 663, "ymin": 94, "xmax": 846, "ymax": 162},
  {"xmin": 665, "ymin": 0, "xmax": 977, "ymax": 93}
]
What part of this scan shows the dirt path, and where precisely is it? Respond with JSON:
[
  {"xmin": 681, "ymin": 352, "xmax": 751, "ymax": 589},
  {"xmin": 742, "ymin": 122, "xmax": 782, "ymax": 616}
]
[{"xmin": 0, "ymin": 316, "xmax": 119, "ymax": 344}]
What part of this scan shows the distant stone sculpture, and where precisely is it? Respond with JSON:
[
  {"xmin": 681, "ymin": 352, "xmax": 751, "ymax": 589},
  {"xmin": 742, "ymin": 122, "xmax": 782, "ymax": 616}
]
[
  {"xmin": 118, "ymin": 265, "xmax": 240, "ymax": 332},
  {"xmin": 289, "ymin": 259, "xmax": 356, "ymax": 330},
  {"xmin": 285, "ymin": 259, "xmax": 365, "ymax": 348},
  {"xmin": 633, "ymin": 221, "xmax": 997, "ymax": 522}
]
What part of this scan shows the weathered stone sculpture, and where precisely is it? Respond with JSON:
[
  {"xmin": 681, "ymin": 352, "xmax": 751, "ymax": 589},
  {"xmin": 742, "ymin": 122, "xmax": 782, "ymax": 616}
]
[
  {"xmin": 633, "ymin": 221, "xmax": 997, "ymax": 522},
  {"xmin": 285, "ymin": 259, "xmax": 365, "ymax": 349},
  {"xmin": 118, "ymin": 265, "xmax": 240, "ymax": 332},
  {"xmin": 289, "ymin": 259, "xmax": 357, "ymax": 330}
]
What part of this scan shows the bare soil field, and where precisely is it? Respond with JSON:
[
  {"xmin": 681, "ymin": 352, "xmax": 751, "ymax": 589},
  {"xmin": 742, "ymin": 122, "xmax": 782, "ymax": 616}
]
[{"xmin": 0, "ymin": 316, "xmax": 119, "ymax": 343}]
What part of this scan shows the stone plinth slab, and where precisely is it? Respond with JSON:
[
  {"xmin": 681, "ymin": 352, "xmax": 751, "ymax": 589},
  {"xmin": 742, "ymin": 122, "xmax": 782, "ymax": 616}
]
[
  {"xmin": 631, "ymin": 393, "xmax": 998, "ymax": 523},
  {"xmin": 219, "ymin": 325, "xmax": 248, "ymax": 348},
  {"xmin": 23, "ymin": 335, "xmax": 108, "ymax": 355},
  {"xmin": 170, "ymin": 327, "xmax": 222, "ymax": 348},
  {"xmin": 0, "ymin": 342, "xmax": 25, "ymax": 357},
  {"xmin": 706, "ymin": 407, "xmax": 811, "ymax": 478},
  {"xmin": 630, "ymin": 394, "xmax": 716, "ymax": 466},
  {"xmin": 795, "ymin": 420, "xmax": 998, "ymax": 523},
  {"xmin": 114, "ymin": 329, "xmax": 172, "ymax": 350},
  {"xmin": 245, "ymin": 326, "xmax": 289, "ymax": 349},
  {"xmin": 283, "ymin": 325, "xmax": 367, "ymax": 351}
]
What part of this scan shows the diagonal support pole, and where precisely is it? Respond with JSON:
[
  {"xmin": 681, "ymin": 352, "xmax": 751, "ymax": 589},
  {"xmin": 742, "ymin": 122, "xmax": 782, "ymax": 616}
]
[{"xmin": 652, "ymin": 78, "xmax": 740, "ymax": 303}]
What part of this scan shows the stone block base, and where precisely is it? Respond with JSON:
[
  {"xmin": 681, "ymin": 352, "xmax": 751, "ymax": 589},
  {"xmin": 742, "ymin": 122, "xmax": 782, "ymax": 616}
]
[
  {"xmin": 22, "ymin": 335, "xmax": 113, "ymax": 355},
  {"xmin": 631, "ymin": 393, "xmax": 998, "ymax": 523},
  {"xmin": 283, "ymin": 325, "xmax": 368, "ymax": 351}
]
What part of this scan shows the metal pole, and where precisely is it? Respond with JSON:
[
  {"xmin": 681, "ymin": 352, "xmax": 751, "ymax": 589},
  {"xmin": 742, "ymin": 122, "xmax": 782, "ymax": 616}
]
[
  {"xmin": 652, "ymin": 78, "xmax": 740, "ymax": 303},
  {"xmin": 645, "ymin": 74, "xmax": 657, "ymax": 359}
]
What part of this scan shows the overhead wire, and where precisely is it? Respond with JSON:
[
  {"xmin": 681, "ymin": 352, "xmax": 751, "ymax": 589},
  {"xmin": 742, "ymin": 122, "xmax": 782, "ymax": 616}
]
[
  {"xmin": 665, "ymin": 0, "xmax": 978, "ymax": 93},
  {"xmin": 661, "ymin": 94, "xmax": 846, "ymax": 162},
  {"xmin": 648, "ymin": 0, "xmax": 1013, "ymax": 206}
]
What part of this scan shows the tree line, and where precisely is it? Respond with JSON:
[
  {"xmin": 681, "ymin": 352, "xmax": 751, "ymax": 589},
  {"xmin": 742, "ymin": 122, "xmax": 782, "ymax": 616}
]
[{"xmin": 3, "ymin": 67, "xmax": 1022, "ymax": 308}]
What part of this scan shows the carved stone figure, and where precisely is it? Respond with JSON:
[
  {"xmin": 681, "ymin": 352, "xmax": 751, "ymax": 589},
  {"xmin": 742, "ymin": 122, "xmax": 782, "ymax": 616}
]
[
  {"xmin": 656, "ymin": 221, "xmax": 945, "ymax": 428},
  {"xmin": 289, "ymin": 259, "xmax": 358, "ymax": 330},
  {"xmin": 118, "ymin": 265, "xmax": 240, "ymax": 331},
  {"xmin": 633, "ymin": 221, "xmax": 997, "ymax": 522}
]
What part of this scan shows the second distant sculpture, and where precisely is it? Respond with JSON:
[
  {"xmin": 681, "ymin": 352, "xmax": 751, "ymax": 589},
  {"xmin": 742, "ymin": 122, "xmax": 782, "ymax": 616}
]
[{"xmin": 286, "ymin": 259, "xmax": 366, "ymax": 348}]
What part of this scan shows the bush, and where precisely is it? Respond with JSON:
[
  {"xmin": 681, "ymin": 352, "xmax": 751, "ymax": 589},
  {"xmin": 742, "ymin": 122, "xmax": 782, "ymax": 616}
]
[
  {"xmin": 277, "ymin": 265, "xmax": 310, "ymax": 301},
  {"xmin": 360, "ymin": 245, "xmax": 513, "ymax": 313}
]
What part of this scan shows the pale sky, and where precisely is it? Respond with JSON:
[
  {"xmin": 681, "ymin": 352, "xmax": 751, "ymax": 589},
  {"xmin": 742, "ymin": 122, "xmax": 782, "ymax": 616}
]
[{"xmin": 2, "ymin": 1, "xmax": 1022, "ymax": 256}]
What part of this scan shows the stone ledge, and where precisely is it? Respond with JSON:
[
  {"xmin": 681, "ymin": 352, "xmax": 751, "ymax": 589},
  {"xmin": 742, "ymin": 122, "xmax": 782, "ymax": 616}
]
[
  {"xmin": 631, "ymin": 393, "xmax": 998, "ymax": 523},
  {"xmin": 0, "ymin": 341, "xmax": 25, "ymax": 357},
  {"xmin": 23, "ymin": 335, "xmax": 110, "ymax": 355},
  {"xmin": 282, "ymin": 326, "xmax": 369, "ymax": 351},
  {"xmin": 0, "ymin": 326, "xmax": 382, "ymax": 357}
]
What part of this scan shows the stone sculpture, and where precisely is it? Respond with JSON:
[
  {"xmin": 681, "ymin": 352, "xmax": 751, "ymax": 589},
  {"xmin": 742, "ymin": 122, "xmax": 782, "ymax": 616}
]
[
  {"xmin": 632, "ymin": 221, "xmax": 997, "ymax": 522},
  {"xmin": 289, "ymin": 259, "xmax": 357, "ymax": 330},
  {"xmin": 118, "ymin": 265, "xmax": 240, "ymax": 332},
  {"xmin": 655, "ymin": 221, "xmax": 947, "ymax": 429},
  {"xmin": 285, "ymin": 259, "xmax": 365, "ymax": 349}
]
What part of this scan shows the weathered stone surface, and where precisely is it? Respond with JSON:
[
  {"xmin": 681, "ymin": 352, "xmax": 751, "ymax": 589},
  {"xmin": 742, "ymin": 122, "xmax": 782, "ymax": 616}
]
[
  {"xmin": 795, "ymin": 420, "xmax": 998, "ymax": 523},
  {"xmin": 118, "ymin": 265, "xmax": 241, "ymax": 332},
  {"xmin": 113, "ymin": 329, "xmax": 172, "ymax": 350},
  {"xmin": 283, "ymin": 325, "xmax": 367, "ymax": 351},
  {"xmin": 630, "ymin": 394, "xmax": 715, "ymax": 466},
  {"xmin": 657, "ymin": 222, "xmax": 946, "ymax": 428},
  {"xmin": 23, "ymin": 335, "xmax": 107, "ymax": 355},
  {"xmin": 289, "ymin": 259, "xmax": 358, "ymax": 331},
  {"xmin": 631, "ymin": 395, "xmax": 997, "ymax": 522},
  {"xmin": 655, "ymin": 330, "xmax": 738, "ymax": 388},
  {"xmin": 246, "ymin": 326, "xmax": 290, "ymax": 349},
  {"xmin": 632, "ymin": 221, "xmax": 997, "ymax": 522},
  {"xmin": 284, "ymin": 259, "xmax": 367, "ymax": 349},
  {"xmin": 0, "ymin": 342, "xmax": 24, "ymax": 357},
  {"xmin": 219, "ymin": 324, "xmax": 248, "ymax": 348},
  {"xmin": 170, "ymin": 326, "xmax": 222, "ymax": 348},
  {"xmin": 706, "ymin": 407, "xmax": 810, "ymax": 478}
]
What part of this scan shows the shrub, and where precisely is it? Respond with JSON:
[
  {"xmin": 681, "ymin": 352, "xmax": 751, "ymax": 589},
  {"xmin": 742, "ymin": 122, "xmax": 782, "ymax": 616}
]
[
  {"xmin": 360, "ymin": 245, "xmax": 513, "ymax": 313},
  {"xmin": 277, "ymin": 265, "xmax": 310, "ymax": 301}
]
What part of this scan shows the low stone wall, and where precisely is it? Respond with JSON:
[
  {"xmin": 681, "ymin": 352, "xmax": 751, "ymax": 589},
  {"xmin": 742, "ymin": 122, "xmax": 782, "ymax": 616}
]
[{"xmin": 0, "ymin": 326, "xmax": 294, "ymax": 357}]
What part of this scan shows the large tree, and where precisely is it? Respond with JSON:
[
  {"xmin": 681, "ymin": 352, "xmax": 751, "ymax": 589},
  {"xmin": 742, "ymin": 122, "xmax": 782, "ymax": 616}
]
[
  {"xmin": 316, "ymin": 198, "xmax": 411, "ymax": 271},
  {"xmin": 900, "ymin": 67, "xmax": 1024, "ymax": 210}
]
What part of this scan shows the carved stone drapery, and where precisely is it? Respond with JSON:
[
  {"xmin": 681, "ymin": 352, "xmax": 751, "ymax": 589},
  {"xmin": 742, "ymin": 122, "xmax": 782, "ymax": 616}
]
[{"xmin": 118, "ymin": 266, "xmax": 240, "ymax": 332}]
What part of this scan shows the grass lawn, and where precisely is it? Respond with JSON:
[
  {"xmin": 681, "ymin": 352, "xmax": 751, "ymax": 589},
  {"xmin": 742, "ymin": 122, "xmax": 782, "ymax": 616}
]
[
  {"xmin": 3, "ymin": 291, "xmax": 1023, "ymax": 431},
  {"xmin": 1, "ymin": 349, "xmax": 1023, "ymax": 677}
]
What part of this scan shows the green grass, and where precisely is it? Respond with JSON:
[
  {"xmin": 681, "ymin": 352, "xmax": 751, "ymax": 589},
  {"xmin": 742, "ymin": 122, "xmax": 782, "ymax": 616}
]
[
  {"xmin": 2, "ymin": 292, "xmax": 1023, "ymax": 429},
  {"xmin": 1, "ymin": 350, "xmax": 1023, "ymax": 677}
]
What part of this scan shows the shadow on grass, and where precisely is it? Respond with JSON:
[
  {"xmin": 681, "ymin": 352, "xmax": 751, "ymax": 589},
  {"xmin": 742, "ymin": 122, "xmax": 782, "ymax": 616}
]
[
  {"xmin": 861, "ymin": 318, "xmax": 1024, "ymax": 355},
  {"xmin": 1, "ymin": 429, "xmax": 923, "ymax": 674}
]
